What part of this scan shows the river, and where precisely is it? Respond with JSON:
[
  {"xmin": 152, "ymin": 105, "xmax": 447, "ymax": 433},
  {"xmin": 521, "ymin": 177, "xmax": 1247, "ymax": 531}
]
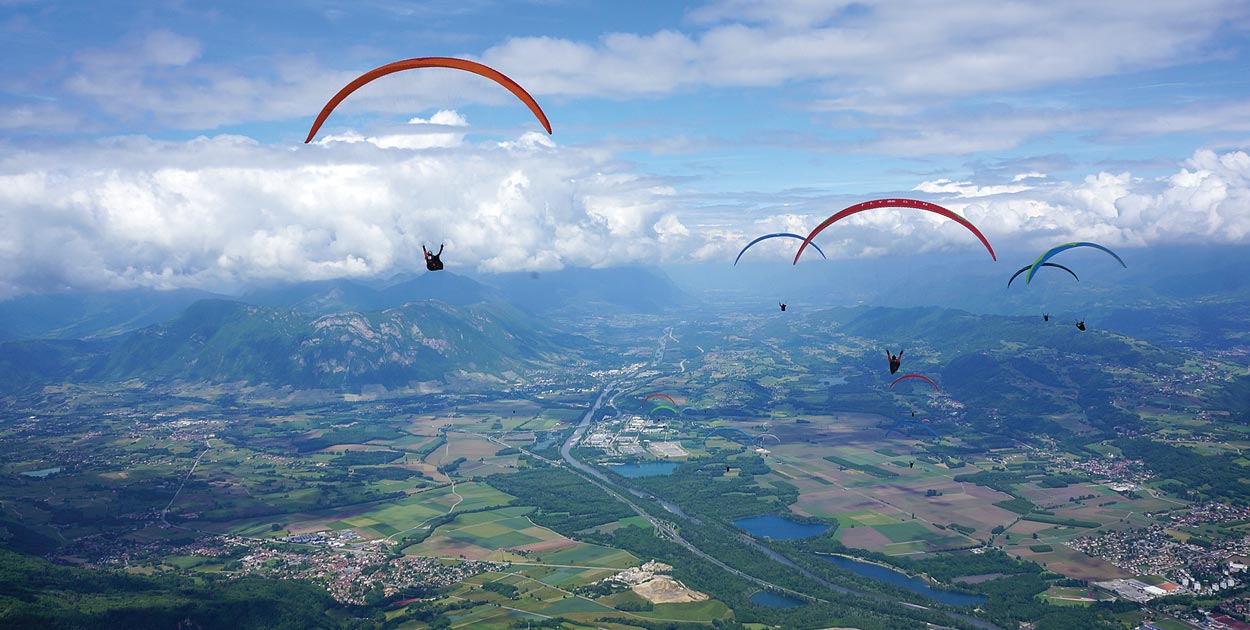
[
  {"xmin": 559, "ymin": 378, "xmax": 822, "ymax": 604},
  {"xmin": 558, "ymin": 337, "xmax": 1000, "ymax": 629}
]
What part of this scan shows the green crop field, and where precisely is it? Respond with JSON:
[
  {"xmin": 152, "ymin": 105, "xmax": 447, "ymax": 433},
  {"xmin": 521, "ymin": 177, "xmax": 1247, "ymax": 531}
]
[
  {"xmin": 639, "ymin": 599, "xmax": 732, "ymax": 622},
  {"xmin": 609, "ymin": 516, "xmax": 653, "ymax": 531},
  {"xmin": 449, "ymin": 527, "xmax": 543, "ymax": 549},
  {"xmin": 347, "ymin": 496, "xmax": 446, "ymax": 535},
  {"xmin": 537, "ymin": 596, "xmax": 619, "ymax": 615},
  {"xmin": 532, "ymin": 566, "xmax": 607, "ymax": 587},
  {"xmin": 449, "ymin": 482, "xmax": 516, "ymax": 511},
  {"xmin": 543, "ymin": 544, "xmax": 637, "ymax": 568},
  {"xmin": 874, "ymin": 521, "xmax": 943, "ymax": 543}
]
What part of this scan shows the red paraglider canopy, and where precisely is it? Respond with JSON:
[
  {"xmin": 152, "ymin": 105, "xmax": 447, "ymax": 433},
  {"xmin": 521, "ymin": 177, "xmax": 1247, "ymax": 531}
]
[
  {"xmin": 643, "ymin": 393, "xmax": 676, "ymax": 405},
  {"xmin": 305, "ymin": 57, "xmax": 552, "ymax": 143},
  {"xmin": 889, "ymin": 374, "xmax": 940, "ymax": 392},
  {"xmin": 792, "ymin": 198, "xmax": 996, "ymax": 264}
]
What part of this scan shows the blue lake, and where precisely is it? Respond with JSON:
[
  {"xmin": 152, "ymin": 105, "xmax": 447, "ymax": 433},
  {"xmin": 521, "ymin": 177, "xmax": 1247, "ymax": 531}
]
[
  {"xmin": 821, "ymin": 555, "xmax": 987, "ymax": 607},
  {"xmin": 750, "ymin": 590, "xmax": 804, "ymax": 608},
  {"xmin": 610, "ymin": 462, "xmax": 678, "ymax": 477},
  {"xmin": 734, "ymin": 514, "xmax": 830, "ymax": 539}
]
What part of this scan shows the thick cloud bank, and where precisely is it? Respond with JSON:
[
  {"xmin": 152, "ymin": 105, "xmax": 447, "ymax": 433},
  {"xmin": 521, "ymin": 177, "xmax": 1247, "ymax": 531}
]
[
  {"xmin": 1, "ymin": 118, "xmax": 1248, "ymax": 297},
  {"xmin": 0, "ymin": 120, "xmax": 685, "ymax": 297},
  {"xmin": 701, "ymin": 149, "xmax": 1250, "ymax": 264}
]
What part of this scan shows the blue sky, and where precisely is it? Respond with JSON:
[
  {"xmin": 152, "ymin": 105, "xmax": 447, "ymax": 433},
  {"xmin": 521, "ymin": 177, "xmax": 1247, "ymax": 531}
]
[{"xmin": 1, "ymin": 0, "xmax": 1249, "ymax": 297}]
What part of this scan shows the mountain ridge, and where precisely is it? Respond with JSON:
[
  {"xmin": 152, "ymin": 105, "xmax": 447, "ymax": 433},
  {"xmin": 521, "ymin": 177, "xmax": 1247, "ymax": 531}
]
[
  {"xmin": 0, "ymin": 266, "xmax": 686, "ymax": 342},
  {"xmin": 0, "ymin": 297, "xmax": 585, "ymax": 394}
]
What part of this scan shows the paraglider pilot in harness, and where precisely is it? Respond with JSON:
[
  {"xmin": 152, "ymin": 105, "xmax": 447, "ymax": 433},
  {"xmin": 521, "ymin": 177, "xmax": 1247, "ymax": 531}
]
[
  {"xmin": 886, "ymin": 349, "xmax": 904, "ymax": 375},
  {"xmin": 779, "ymin": 302, "xmax": 787, "ymax": 312},
  {"xmin": 423, "ymin": 244, "xmax": 444, "ymax": 272},
  {"xmin": 1043, "ymin": 313, "xmax": 1050, "ymax": 322},
  {"xmin": 1076, "ymin": 319, "xmax": 1086, "ymax": 331}
]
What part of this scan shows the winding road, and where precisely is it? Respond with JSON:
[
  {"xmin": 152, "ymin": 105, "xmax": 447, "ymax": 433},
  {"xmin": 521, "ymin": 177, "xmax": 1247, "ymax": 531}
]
[{"xmin": 386, "ymin": 439, "xmax": 463, "ymax": 543}]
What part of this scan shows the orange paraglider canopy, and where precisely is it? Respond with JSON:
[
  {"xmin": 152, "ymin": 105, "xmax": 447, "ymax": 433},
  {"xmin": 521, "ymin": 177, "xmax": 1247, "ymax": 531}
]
[{"xmin": 305, "ymin": 57, "xmax": 552, "ymax": 143}]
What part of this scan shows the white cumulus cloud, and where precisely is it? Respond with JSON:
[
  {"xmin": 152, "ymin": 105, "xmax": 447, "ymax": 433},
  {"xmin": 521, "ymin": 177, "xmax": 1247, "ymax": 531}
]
[
  {"xmin": 912, "ymin": 178, "xmax": 1035, "ymax": 198},
  {"xmin": 316, "ymin": 109, "xmax": 473, "ymax": 149},
  {"xmin": 0, "ymin": 126, "xmax": 684, "ymax": 297},
  {"xmin": 675, "ymin": 149, "xmax": 1250, "ymax": 264}
]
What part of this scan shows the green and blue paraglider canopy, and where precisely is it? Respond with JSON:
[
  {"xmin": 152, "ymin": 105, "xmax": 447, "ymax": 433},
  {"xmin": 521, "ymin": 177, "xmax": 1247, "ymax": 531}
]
[{"xmin": 1025, "ymin": 242, "xmax": 1124, "ymax": 284}]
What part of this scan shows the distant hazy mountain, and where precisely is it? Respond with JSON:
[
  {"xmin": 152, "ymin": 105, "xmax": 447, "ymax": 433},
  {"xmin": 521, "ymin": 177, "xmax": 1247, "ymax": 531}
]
[
  {"xmin": 241, "ymin": 272, "xmax": 503, "ymax": 315},
  {"xmin": 240, "ymin": 266, "xmax": 687, "ymax": 317},
  {"xmin": 381, "ymin": 271, "xmax": 503, "ymax": 308},
  {"xmin": 668, "ymin": 244, "xmax": 1250, "ymax": 348},
  {"xmin": 0, "ymin": 288, "xmax": 227, "ymax": 342},
  {"xmin": 239, "ymin": 278, "xmax": 389, "ymax": 315},
  {"xmin": 823, "ymin": 305, "xmax": 1181, "ymax": 371},
  {"xmin": 790, "ymin": 304, "xmax": 1187, "ymax": 435},
  {"xmin": 0, "ymin": 266, "xmax": 686, "ymax": 343},
  {"xmin": 487, "ymin": 266, "xmax": 687, "ymax": 315},
  {"xmin": 0, "ymin": 297, "xmax": 579, "ymax": 393}
]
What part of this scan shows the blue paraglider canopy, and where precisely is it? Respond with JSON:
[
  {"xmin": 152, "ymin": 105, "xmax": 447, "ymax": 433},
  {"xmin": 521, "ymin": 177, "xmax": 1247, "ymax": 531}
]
[{"xmin": 735, "ymin": 233, "xmax": 827, "ymax": 266}]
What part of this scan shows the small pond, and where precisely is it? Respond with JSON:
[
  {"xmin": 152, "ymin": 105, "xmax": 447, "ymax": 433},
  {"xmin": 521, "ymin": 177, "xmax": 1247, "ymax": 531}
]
[
  {"xmin": 750, "ymin": 590, "xmax": 805, "ymax": 608},
  {"xmin": 609, "ymin": 462, "xmax": 678, "ymax": 477},
  {"xmin": 531, "ymin": 435, "xmax": 557, "ymax": 450},
  {"xmin": 21, "ymin": 467, "xmax": 62, "ymax": 478},
  {"xmin": 734, "ymin": 514, "xmax": 829, "ymax": 540},
  {"xmin": 821, "ymin": 555, "xmax": 987, "ymax": 607}
]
